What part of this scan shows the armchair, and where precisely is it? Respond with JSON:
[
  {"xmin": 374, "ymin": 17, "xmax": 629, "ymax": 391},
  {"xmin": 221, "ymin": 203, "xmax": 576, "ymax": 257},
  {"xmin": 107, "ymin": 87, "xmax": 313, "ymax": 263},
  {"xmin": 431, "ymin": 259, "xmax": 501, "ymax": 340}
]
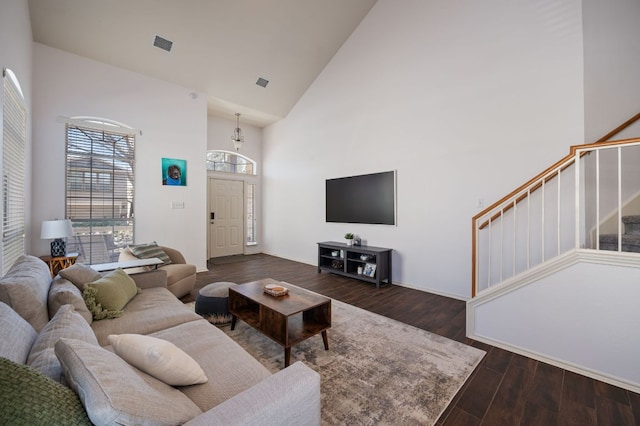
[{"xmin": 119, "ymin": 245, "xmax": 196, "ymax": 298}]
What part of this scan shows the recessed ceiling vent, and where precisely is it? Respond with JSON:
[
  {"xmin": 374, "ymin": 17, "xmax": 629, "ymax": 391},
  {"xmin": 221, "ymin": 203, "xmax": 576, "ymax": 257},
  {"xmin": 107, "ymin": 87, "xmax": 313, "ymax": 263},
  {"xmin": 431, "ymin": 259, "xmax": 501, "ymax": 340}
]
[
  {"xmin": 256, "ymin": 77, "xmax": 269, "ymax": 88},
  {"xmin": 153, "ymin": 35, "xmax": 173, "ymax": 52}
]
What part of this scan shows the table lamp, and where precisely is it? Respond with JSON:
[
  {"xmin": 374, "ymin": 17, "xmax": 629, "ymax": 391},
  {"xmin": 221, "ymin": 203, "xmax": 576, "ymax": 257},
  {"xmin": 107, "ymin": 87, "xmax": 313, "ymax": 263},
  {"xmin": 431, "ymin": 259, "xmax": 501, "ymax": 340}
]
[{"xmin": 41, "ymin": 219, "xmax": 73, "ymax": 257}]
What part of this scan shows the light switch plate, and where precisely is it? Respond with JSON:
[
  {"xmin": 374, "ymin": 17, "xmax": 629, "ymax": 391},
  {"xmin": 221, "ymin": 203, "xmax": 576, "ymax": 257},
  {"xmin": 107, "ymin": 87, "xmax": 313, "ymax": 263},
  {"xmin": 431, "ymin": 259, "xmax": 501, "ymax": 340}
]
[{"xmin": 171, "ymin": 201, "xmax": 185, "ymax": 209}]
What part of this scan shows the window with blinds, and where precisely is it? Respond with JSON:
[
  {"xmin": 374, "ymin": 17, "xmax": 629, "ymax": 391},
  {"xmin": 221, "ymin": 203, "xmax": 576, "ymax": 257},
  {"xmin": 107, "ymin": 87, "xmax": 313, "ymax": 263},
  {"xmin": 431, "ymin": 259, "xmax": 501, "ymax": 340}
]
[
  {"xmin": 65, "ymin": 122, "xmax": 135, "ymax": 264},
  {"xmin": 2, "ymin": 69, "xmax": 26, "ymax": 275}
]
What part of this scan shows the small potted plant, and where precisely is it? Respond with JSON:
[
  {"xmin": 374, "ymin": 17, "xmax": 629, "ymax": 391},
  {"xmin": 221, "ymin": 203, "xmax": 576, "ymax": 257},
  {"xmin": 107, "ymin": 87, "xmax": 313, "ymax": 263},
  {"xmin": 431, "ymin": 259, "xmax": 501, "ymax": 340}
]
[{"xmin": 344, "ymin": 233, "xmax": 354, "ymax": 246}]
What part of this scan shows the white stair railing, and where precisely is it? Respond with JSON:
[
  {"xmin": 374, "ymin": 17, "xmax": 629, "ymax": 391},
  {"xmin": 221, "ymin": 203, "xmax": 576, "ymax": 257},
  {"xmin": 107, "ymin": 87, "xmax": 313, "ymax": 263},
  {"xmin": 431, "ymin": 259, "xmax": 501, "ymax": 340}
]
[{"xmin": 472, "ymin": 137, "xmax": 640, "ymax": 297}]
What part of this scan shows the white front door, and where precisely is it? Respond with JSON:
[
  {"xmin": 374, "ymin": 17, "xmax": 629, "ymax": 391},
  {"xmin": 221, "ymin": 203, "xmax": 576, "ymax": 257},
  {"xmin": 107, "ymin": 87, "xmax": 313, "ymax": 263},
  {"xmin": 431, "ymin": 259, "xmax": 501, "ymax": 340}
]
[{"xmin": 208, "ymin": 178, "xmax": 244, "ymax": 258}]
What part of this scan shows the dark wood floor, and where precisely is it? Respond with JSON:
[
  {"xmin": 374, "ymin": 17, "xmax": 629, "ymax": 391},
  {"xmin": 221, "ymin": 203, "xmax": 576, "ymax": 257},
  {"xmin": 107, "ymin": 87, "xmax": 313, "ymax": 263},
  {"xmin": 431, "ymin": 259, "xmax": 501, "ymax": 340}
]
[{"xmin": 191, "ymin": 254, "xmax": 640, "ymax": 425}]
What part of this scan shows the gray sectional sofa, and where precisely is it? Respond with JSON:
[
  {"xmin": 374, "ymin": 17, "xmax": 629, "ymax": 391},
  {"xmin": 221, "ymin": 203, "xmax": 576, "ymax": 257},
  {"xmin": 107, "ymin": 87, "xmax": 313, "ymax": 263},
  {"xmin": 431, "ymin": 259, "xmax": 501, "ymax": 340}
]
[{"xmin": 0, "ymin": 255, "xmax": 321, "ymax": 425}]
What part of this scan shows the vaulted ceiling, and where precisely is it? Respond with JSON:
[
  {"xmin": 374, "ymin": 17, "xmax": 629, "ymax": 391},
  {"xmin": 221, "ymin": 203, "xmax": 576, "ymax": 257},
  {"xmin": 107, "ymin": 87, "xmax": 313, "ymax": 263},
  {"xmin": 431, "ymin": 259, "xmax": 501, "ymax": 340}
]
[{"xmin": 28, "ymin": 0, "xmax": 377, "ymax": 127}]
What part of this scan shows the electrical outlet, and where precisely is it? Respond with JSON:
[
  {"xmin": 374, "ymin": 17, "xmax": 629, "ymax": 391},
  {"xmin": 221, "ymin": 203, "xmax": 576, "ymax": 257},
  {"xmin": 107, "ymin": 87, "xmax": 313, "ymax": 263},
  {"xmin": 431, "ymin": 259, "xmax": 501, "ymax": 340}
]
[{"xmin": 171, "ymin": 201, "xmax": 185, "ymax": 209}]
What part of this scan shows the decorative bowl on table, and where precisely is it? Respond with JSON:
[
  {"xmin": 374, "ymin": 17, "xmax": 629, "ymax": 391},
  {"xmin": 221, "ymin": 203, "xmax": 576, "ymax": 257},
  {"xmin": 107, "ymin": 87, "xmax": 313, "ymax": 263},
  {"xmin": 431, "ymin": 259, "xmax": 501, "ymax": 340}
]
[{"xmin": 264, "ymin": 283, "xmax": 289, "ymax": 297}]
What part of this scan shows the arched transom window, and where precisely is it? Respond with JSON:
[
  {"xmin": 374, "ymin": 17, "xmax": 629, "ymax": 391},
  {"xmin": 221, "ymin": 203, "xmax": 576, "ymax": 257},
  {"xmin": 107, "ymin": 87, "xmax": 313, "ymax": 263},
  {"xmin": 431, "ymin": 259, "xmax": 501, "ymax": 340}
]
[{"xmin": 206, "ymin": 150, "xmax": 256, "ymax": 175}]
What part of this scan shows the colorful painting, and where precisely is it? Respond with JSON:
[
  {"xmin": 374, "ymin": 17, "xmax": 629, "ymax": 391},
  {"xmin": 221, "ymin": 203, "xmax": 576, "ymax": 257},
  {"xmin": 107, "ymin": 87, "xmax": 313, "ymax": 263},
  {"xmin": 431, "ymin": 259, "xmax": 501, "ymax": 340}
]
[{"xmin": 161, "ymin": 158, "xmax": 187, "ymax": 186}]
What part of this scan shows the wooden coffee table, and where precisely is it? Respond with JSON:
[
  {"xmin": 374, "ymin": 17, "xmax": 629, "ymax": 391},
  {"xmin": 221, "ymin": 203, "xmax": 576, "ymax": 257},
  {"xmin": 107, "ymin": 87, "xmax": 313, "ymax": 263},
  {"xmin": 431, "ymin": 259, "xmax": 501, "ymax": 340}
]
[{"xmin": 229, "ymin": 278, "xmax": 331, "ymax": 368}]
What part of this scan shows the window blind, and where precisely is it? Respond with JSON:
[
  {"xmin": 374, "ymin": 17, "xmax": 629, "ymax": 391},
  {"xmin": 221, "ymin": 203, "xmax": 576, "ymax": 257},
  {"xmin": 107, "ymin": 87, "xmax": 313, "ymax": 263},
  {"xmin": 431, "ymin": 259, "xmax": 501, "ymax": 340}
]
[
  {"xmin": 2, "ymin": 69, "xmax": 26, "ymax": 274},
  {"xmin": 65, "ymin": 124, "xmax": 135, "ymax": 264}
]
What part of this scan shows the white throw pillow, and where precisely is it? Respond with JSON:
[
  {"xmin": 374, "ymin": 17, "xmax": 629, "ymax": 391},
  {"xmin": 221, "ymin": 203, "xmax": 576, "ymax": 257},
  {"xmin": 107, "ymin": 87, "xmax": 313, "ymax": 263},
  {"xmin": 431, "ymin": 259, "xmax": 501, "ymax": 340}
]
[{"xmin": 108, "ymin": 334, "xmax": 208, "ymax": 386}]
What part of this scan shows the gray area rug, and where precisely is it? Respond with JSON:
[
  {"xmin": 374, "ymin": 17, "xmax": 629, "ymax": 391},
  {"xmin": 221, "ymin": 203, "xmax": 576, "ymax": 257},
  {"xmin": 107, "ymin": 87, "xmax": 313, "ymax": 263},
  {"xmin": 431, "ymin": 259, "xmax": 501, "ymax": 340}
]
[{"xmin": 203, "ymin": 293, "xmax": 485, "ymax": 425}]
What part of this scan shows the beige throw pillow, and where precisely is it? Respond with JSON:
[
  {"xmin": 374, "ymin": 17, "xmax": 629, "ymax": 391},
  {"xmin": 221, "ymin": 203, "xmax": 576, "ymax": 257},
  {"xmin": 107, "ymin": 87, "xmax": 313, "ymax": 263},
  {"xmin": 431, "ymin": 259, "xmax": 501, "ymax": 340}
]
[
  {"xmin": 55, "ymin": 338, "xmax": 202, "ymax": 425},
  {"xmin": 27, "ymin": 304, "xmax": 98, "ymax": 383},
  {"xmin": 58, "ymin": 264, "xmax": 101, "ymax": 291},
  {"xmin": 0, "ymin": 255, "xmax": 53, "ymax": 332},
  {"xmin": 108, "ymin": 334, "xmax": 208, "ymax": 386},
  {"xmin": 48, "ymin": 280, "xmax": 93, "ymax": 324},
  {"xmin": 0, "ymin": 301, "xmax": 37, "ymax": 364}
]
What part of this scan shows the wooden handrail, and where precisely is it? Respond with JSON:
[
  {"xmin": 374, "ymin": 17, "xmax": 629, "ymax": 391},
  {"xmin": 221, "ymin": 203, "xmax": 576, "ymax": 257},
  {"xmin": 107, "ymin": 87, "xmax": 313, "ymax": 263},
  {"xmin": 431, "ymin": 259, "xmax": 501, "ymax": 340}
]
[
  {"xmin": 596, "ymin": 112, "xmax": 640, "ymax": 143},
  {"xmin": 473, "ymin": 113, "xmax": 640, "ymax": 230},
  {"xmin": 471, "ymin": 136, "xmax": 640, "ymax": 297},
  {"xmin": 474, "ymin": 137, "xmax": 640, "ymax": 225},
  {"xmin": 471, "ymin": 112, "xmax": 640, "ymax": 298},
  {"xmin": 474, "ymin": 112, "xmax": 640, "ymax": 229}
]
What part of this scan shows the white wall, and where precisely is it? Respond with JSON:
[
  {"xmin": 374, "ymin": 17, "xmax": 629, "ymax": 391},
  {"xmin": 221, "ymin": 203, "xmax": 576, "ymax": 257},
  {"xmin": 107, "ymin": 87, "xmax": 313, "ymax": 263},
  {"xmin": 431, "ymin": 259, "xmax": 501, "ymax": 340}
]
[
  {"xmin": 31, "ymin": 44, "xmax": 208, "ymax": 271},
  {"xmin": 583, "ymin": 0, "xmax": 640, "ymax": 143},
  {"xmin": 0, "ymin": 0, "xmax": 33, "ymax": 262},
  {"xmin": 470, "ymin": 255, "xmax": 640, "ymax": 392},
  {"xmin": 206, "ymin": 115, "xmax": 263, "ymax": 255},
  {"xmin": 262, "ymin": 0, "xmax": 584, "ymax": 299}
]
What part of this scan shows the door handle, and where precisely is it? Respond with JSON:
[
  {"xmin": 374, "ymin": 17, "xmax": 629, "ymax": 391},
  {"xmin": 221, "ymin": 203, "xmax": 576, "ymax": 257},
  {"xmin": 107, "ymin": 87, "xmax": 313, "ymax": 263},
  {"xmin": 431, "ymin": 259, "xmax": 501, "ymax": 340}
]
[{"xmin": 210, "ymin": 212, "xmax": 215, "ymax": 224}]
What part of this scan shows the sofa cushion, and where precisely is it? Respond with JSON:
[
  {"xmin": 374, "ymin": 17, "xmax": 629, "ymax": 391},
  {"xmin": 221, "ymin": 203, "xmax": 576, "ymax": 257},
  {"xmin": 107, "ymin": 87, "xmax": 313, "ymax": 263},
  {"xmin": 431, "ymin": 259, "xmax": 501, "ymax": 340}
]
[
  {"xmin": 128, "ymin": 269, "xmax": 168, "ymax": 289},
  {"xmin": 83, "ymin": 268, "xmax": 139, "ymax": 320},
  {"xmin": 129, "ymin": 241, "xmax": 172, "ymax": 265},
  {"xmin": 108, "ymin": 334, "xmax": 208, "ymax": 386},
  {"xmin": 149, "ymin": 319, "xmax": 272, "ymax": 411},
  {"xmin": 0, "ymin": 255, "xmax": 52, "ymax": 332},
  {"xmin": 0, "ymin": 356, "xmax": 91, "ymax": 425},
  {"xmin": 58, "ymin": 264, "xmax": 101, "ymax": 291},
  {"xmin": 163, "ymin": 263, "xmax": 197, "ymax": 284},
  {"xmin": 48, "ymin": 278, "xmax": 93, "ymax": 324},
  {"xmin": 0, "ymin": 301, "xmax": 37, "ymax": 364},
  {"xmin": 55, "ymin": 338, "xmax": 202, "ymax": 425},
  {"xmin": 27, "ymin": 305, "xmax": 98, "ymax": 383},
  {"xmin": 91, "ymin": 287, "xmax": 201, "ymax": 346}
]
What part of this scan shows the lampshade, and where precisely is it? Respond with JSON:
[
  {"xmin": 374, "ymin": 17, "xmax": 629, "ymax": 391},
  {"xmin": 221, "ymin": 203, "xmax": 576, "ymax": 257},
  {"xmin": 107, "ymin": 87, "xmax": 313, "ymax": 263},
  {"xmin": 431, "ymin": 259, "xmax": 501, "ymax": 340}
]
[
  {"xmin": 41, "ymin": 219, "xmax": 73, "ymax": 257},
  {"xmin": 40, "ymin": 219, "xmax": 73, "ymax": 239}
]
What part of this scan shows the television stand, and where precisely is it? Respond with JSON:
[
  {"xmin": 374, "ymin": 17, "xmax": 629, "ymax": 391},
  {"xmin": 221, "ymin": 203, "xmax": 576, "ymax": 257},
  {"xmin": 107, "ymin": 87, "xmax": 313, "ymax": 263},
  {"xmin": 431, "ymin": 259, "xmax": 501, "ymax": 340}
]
[{"xmin": 317, "ymin": 241, "xmax": 392, "ymax": 288}]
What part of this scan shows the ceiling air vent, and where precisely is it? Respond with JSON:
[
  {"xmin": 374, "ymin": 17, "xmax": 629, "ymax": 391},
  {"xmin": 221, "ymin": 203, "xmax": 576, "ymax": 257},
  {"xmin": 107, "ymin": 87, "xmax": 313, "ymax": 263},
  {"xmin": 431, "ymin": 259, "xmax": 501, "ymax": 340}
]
[
  {"xmin": 256, "ymin": 77, "xmax": 269, "ymax": 88},
  {"xmin": 153, "ymin": 35, "xmax": 173, "ymax": 52}
]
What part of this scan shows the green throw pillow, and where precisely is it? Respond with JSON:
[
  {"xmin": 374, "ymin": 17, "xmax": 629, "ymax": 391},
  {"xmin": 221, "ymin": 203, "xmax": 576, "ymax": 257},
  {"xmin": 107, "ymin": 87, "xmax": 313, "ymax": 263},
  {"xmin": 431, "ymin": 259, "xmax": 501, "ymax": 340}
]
[
  {"xmin": 82, "ymin": 269, "xmax": 139, "ymax": 320},
  {"xmin": 128, "ymin": 241, "xmax": 172, "ymax": 265},
  {"xmin": 0, "ymin": 356, "xmax": 91, "ymax": 425}
]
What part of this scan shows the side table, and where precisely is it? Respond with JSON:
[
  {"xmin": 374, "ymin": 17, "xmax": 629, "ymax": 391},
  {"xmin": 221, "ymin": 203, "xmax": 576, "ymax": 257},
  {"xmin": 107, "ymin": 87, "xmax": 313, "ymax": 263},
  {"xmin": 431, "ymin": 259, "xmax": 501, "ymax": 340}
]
[{"xmin": 39, "ymin": 252, "xmax": 79, "ymax": 278}]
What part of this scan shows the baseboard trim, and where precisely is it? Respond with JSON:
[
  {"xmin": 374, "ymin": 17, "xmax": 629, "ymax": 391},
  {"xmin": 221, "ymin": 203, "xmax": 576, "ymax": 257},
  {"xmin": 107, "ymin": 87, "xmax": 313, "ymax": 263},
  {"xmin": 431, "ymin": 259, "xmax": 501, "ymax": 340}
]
[
  {"xmin": 393, "ymin": 281, "xmax": 468, "ymax": 301},
  {"xmin": 467, "ymin": 248, "xmax": 640, "ymax": 394},
  {"xmin": 468, "ymin": 332, "xmax": 640, "ymax": 394},
  {"xmin": 262, "ymin": 250, "xmax": 470, "ymax": 301}
]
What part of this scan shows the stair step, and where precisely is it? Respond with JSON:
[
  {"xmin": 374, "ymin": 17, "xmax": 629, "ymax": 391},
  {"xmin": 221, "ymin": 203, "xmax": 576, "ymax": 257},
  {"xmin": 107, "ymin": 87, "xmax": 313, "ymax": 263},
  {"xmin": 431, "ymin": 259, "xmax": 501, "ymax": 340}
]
[
  {"xmin": 622, "ymin": 215, "xmax": 640, "ymax": 235},
  {"xmin": 599, "ymin": 233, "xmax": 640, "ymax": 252}
]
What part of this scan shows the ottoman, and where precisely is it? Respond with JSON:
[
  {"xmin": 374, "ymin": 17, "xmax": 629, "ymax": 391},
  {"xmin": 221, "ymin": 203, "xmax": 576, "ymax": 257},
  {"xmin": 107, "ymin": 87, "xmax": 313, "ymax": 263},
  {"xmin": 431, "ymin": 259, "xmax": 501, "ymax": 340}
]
[{"xmin": 195, "ymin": 282, "xmax": 238, "ymax": 324}]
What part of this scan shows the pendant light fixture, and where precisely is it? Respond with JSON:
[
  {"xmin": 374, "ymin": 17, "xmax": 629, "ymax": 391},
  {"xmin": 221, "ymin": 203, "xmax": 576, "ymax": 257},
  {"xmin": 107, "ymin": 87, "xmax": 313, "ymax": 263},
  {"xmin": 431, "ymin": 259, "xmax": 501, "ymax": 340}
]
[{"xmin": 231, "ymin": 113, "xmax": 244, "ymax": 151}]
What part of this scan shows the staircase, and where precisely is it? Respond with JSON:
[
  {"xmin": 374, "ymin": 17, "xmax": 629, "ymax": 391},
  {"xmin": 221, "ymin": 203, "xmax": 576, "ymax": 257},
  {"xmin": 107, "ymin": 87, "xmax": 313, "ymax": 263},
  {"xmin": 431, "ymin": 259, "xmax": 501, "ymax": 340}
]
[
  {"xmin": 468, "ymin": 113, "xmax": 640, "ymax": 394},
  {"xmin": 600, "ymin": 215, "xmax": 640, "ymax": 252}
]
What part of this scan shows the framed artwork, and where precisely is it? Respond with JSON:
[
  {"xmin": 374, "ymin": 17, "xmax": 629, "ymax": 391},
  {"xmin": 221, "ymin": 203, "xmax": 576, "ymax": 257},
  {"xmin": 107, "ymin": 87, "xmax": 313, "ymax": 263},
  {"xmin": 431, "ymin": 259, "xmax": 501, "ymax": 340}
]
[
  {"xmin": 162, "ymin": 158, "xmax": 187, "ymax": 186},
  {"xmin": 363, "ymin": 263, "xmax": 377, "ymax": 278}
]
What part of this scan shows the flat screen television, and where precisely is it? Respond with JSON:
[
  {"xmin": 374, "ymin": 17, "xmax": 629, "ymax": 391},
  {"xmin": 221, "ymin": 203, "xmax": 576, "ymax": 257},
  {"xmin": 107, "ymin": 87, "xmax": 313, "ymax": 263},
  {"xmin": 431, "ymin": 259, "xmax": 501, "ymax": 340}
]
[{"xmin": 326, "ymin": 171, "xmax": 396, "ymax": 225}]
